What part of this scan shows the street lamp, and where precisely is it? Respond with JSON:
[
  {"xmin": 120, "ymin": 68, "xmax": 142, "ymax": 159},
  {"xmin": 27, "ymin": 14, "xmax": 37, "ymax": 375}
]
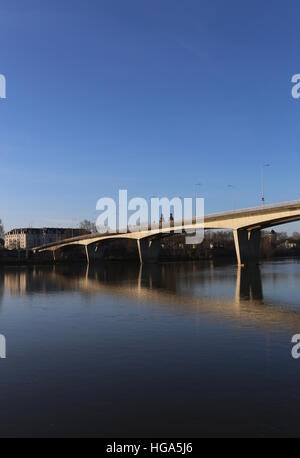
[
  {"xmin": 261, "ymin": 164, "xmax": 271, "ymax": 206},
  {"xmin": 227, "ymin": 184, "xmax": 237, "ymax": 210},
  {"xmin": 194, "ymin": 182, "xmax": 202, "ymax": 199}
]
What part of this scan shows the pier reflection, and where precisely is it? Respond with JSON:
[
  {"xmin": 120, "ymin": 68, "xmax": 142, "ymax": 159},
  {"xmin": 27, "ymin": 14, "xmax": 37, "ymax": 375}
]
[{"xmin": 235, "ymin": 265, "xmax": 263, "ymax": 303}]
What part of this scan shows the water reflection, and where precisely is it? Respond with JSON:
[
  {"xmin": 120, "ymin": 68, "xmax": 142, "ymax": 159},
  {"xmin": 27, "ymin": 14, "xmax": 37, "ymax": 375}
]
[
  {"xmin": 235, "ymin": 266, "xmax": 263, "ymax": 303},
  {"xmin": 2, "ymin": 262, "xmax": 259, "ymax": 299},
  {"xmin": 1, "ymin": 260, "xmax": 300, "ymax": 437},
  {"xmin": 1, "ymin": 260, "xmax": 300, "ymax": 333}
]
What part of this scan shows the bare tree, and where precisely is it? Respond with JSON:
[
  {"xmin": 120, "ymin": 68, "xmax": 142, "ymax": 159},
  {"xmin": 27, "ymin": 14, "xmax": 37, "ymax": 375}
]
[
  {"xmin": 277, "ymin": 231, "xmax": 288, "ymax": 244},
  {"xmin": 0, "ymin": 219, "xmax": 4, "ymax": 238},
  {"xmin": 79, "ymin": 220, "xmax": 97, "ymax": 233}
]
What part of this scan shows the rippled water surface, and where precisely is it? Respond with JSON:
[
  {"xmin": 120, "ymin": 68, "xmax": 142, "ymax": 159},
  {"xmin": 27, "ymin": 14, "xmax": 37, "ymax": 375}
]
[{"xmin": 1, "ymin": 259, "xmax": 300, "ymax": 437}]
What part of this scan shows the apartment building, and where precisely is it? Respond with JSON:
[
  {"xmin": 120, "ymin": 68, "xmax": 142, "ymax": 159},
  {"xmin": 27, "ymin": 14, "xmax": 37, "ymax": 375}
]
[{"xmin": 4, "ymin": 228, "xmax": 89, "ymax": 250}]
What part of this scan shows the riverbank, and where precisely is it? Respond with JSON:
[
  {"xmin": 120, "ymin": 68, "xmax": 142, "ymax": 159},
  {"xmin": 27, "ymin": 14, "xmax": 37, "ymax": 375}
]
[{"xmin": 1, "ymin": 246, "xmax": 300, "ymax": 266}]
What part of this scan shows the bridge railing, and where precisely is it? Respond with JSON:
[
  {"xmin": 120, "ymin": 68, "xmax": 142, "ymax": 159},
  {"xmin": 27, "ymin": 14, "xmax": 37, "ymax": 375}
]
[
  {"xmin": 195, "ymin": 199, "xmax": 300, "ymax": 223},
  {"xmin": 125, "ymin": 199, "xmax": 300, "ymax": 231}
]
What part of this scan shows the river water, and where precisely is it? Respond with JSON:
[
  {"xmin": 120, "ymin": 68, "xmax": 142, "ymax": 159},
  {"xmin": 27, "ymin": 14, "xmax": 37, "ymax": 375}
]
[{"xmin": 0, "ymin": 259, "xmax": 300, "ymax": 437}]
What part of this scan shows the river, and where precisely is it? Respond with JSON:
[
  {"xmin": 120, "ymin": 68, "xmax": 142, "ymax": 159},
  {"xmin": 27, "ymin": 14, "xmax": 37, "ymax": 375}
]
[{"xmin": 0, "ymin": 259, "xmax": 300, "ymax": 437}]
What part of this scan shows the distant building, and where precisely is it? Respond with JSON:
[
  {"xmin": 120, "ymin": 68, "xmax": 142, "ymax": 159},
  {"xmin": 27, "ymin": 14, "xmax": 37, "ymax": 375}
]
[
  {"xmin": 266, "ymin": 230, "xmax": 277, "ymax": 248},
  {"xmin": 4, "ymin": 228, "xmax": 89, "ymax": 250},
  {"xmin": 284, "ymin": 240, "xmax": 297, "ymax": 250}
]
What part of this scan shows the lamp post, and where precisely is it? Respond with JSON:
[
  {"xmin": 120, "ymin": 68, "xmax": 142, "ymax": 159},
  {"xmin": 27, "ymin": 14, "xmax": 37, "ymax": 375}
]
[
  {"xmin": 227, "ymin": 184, "xmax": 237, "ymax": 210},
  {"xmin": 261, "ymin": 164, "xmax": 271, "ymax": 206},
  {"xmin": 194, "ymin": 182, "xmax": 202, "ymax": 199}
]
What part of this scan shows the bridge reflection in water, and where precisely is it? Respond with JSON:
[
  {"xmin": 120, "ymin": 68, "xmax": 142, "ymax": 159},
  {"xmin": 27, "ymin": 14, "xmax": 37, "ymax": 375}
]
[{"xmin": 1, "ymin": 260, "xmax": 300, "ymax": 333}]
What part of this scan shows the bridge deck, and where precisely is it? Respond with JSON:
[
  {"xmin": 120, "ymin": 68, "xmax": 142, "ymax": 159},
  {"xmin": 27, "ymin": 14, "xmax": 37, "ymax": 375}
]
[{"xmin": 33, "ymin": 200, "xmax": 300, "ymax": 252}]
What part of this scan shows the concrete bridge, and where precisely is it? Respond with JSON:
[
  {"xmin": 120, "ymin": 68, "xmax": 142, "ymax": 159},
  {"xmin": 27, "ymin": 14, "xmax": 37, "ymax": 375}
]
[{"xmin": 33, "ymin": 200, "xmax": 300, "ymax": 265}]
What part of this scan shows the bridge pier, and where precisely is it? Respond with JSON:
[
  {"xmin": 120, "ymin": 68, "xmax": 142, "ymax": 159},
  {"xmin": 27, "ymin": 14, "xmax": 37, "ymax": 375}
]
[
  {"xmin": 85, "ymin": 245, "xmax": 90, "ymax": 264},
  {"xmin": 137, "ymin": 239, "xmax": 160, "ymax": 264},
  {"xmin": 84, "ymin": 244, "xmax": 104, "ymax": 263},
  {"xmin": 233, "ymin": 229, "xmax": 261, "ymax": 266}
]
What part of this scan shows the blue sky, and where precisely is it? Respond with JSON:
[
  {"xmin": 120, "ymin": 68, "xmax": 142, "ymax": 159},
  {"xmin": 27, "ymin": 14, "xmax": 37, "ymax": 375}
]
[{"xmin": 0, "ymin": 0, "xmax": 300, "ymax": 231}]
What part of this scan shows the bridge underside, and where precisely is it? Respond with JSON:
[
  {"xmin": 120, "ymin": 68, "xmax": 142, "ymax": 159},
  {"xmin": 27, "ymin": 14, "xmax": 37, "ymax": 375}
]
[
  {"xmin": 42, "ymin": 236, "xmax": 164, "ymax": 264},
  {"xmin": 36, "ymin": 230, "xmax": 259, "ymax": 266}
]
